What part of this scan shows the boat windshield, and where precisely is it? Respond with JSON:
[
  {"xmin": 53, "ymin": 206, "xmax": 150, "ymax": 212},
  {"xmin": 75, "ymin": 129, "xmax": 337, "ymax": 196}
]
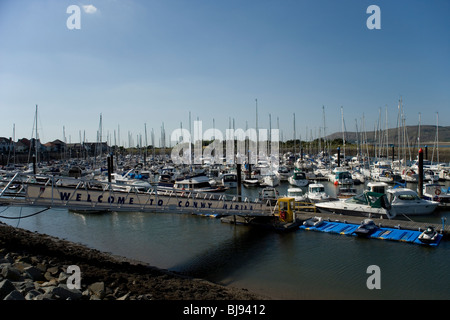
[
  {"xmin": 223, "ymin": 175, "xmax": 237, "ymax": 182},
  {"xmin": 397, "ymin": 193, "xmax": 420, "ymax": 201},
  {"xmin": 311, "ymin": 187, "xmax": 324, "ymax": 193},
  {"xmin": 346, "ymin": 192, "xmax": 390, "ymax": 209}
]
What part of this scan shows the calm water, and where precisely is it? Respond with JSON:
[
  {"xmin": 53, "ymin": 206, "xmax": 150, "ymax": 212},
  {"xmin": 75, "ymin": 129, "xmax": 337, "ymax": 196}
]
[{"xmin": 2, "ymin": 180, "xmax": 450, "ymax": 300}]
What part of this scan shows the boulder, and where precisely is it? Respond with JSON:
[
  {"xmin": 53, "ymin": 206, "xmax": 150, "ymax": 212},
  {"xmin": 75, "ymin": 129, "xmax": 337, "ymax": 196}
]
[
  {"xmin": 1, "ymin": 265, "xmax": 22, "ymax": 281},
  {"xmin": 4, "ymin": 290, "xmax": 25, "ymax": 300},
  {"xmin": 0, "ymin": 279, "xmax": 16, "ymax": 300},
  {"xmin": 89, "ymin": 282, "xmax": 105, "ymax": 299},
  {"xmin": 25, "ymin": 289, "xmax": 42, "ymax": 300},
  {"xmin": 51, "ymin": 284, "xmax": 82, "ymax": 300},
  {"xmin": 24, "ymin": 266, "xmax": 45, "ymax": 281}
]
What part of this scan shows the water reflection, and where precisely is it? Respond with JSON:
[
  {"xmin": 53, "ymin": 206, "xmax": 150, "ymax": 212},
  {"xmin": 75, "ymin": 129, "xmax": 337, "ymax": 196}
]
[{"xmin": 170, "ymin": 226, "xmax": 274, "ymax": 283}]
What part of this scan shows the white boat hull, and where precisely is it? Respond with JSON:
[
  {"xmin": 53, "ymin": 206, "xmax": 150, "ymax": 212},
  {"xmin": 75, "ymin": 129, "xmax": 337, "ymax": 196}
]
[
  {"xmin": 288, "ymin": 176, "xmax": 308, "ymax": 187},
  {"xmin": 315, "ymin": 200, "xmax": 395, "ymax": 219}
]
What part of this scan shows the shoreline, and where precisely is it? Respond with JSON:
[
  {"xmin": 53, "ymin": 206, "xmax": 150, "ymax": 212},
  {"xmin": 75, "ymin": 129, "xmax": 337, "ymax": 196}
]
[{"xmin": 0, "ymin": 222, "xmax": 269, "ymax": 300}]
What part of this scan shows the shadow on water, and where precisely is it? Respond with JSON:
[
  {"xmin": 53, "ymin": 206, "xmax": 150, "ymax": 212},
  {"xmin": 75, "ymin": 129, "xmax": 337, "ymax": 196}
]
[{"xmin": 169, "ymin": 225, "xmax": 275, "ymax": 284}]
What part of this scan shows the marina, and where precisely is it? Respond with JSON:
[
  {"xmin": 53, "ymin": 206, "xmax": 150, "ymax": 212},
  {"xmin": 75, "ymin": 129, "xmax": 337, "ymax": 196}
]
[
  {"xmin": 1, "ymin": 105, "xmax": 450, "ymax": 299},
  {"xmin": 1, "ymin": 157, "xmax": 450, "ymax": 299}
]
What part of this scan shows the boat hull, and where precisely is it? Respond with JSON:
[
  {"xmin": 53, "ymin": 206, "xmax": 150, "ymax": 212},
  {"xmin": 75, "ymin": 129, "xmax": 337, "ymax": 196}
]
[{"xmin": 315, "ymin": 201, "xmax": 394, "ymax": 219}]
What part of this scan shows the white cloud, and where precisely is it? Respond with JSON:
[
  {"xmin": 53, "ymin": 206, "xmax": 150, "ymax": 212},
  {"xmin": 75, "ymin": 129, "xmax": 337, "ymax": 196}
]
[{"xmin": 82, "ymin": 4, "xmax": 97, "ymax": 14}]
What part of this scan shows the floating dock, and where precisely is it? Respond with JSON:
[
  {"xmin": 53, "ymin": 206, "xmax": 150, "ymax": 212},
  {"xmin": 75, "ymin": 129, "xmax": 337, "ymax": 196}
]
[{"xmin": 299, "ymin": 219, "xmax": 443, "ymax": 246}]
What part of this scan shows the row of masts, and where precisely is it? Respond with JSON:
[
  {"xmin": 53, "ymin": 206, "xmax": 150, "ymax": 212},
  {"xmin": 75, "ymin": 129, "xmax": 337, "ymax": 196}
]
[{"xmin": 4, "ymin": 100, "xmax": 443, "ymax": 168}]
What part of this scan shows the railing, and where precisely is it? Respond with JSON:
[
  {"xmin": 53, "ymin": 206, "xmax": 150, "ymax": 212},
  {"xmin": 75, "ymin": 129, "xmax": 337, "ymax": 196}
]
[{"xmin": 0, "ymin": 173, "xmax": 275, "ymax": 217}]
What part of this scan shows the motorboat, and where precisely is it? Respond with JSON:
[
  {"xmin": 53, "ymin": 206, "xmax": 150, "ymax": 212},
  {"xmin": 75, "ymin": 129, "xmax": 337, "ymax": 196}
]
[
  {"xmin": 160, "ymin": 174, "xmax": 227, "ymax": 193},
  {"xmin": 353, "ymin": 219, "xmax": 378, "ymax": 237},
  {"xmin": 386, "ymin": 188, "xmax": 438, "ymax": 216},
  {"xmin": 276, "ymin": 166, "xmax": 291, "ymax": 181},
  {"xmin": 424, "ymin": 169, "xmax": 439, "ymax": 182},
  {"xmin": 368, "ymin": 182, "xmax": 438, "ymax": 215},
  {"xmin": 302, "ymin": 216, "xmax": 324, "ymax": 228},
  {"xmin": 102, "ymin": 172, "xmax": 152, "ymax": 192},
  {"xmin": 221, "ymin": 173, "xmax": 238, "ymax": 188},
  {"xmin": 367, "ymin": 181, "xmax": 389, "ymax": 194},
  {"xmin": 259, "ymin": 187, "xmax": 279, "ymax": 205},
  {"xmin": 260, "ymin": 173, "xmax": 280, "ymax": 187},
  {"xmin": 288, "ymin": 170, "xmax": 308, "ymax": 187},
  {"xmin": 418, "ymin": 226, "xmax": 439, "ymax": 244},
  {"xmin": 306, "ymin": 183, "xmax": 330, "ymax": 202},
  {"xmin": 328, "ymin": 167, "xmax": 353, "ymax": 185},
  {"xmin": 401, "ymin": 168, "xmax": 419, "ymax": 183},
  {"xmin": 337, "ymin": 184, "xmax": 357, "ymax": 199},
  {"xmin": 287, "ymin": 187, "xmax": 308, "ymax": 202},
  {"xmin": 315, "ymin": 191, "xmax": 396, "ymax": 219},
  {"xmin": 422, "ymin": 183, "xmax": 450, "ymax": 208},
  {"xmin": 243, "ymin": 178, "xmax": 260, "ymax": 188}
]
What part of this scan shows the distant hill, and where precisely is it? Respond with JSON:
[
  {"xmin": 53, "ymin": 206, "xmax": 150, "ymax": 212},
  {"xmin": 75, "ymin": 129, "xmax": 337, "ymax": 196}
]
[{"xmin": 326, "ymin": 125, "xmax": 450, "ymax": 145}]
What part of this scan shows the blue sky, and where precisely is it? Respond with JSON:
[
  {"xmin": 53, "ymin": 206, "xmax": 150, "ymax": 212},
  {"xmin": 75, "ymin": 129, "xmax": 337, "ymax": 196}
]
[{"xmin": 0, "ymin": 0, "xmax": 449, "ymax": 147}]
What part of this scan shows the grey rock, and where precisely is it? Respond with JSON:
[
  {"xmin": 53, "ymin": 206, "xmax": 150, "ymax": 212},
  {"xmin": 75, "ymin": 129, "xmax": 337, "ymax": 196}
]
[
  {"xmin": 52, "ymin": 284, "xmax": 82, "ymax": 300},
  {"xmin": 34, "ymin": 292, "xmax": 54, "ymax": 300},
  {"xmin": 24, "ymin": 266, "xmax": 45, "ymax": 281},
  {"xmin": 0, "ymin": 279, "xmax": 16, "ymax": 300},
  {"xmin": 25, "ymin": 289, "xmax": 42, "ymax": 300},
  {"xmin": 89, "ymin": 281, "xmax": 105, "ymax": 299},
  {"xmin": 15, "ymin": 279, "xmax": 35, "ymax": 293},
  {"xmin": 57, "ymin": 272, "xmax": 69, "ymax": 283},
  {"xmin": 4, "ymin": 290, "xmax": 25, "ymax": 300},
  {"xmin": 12, "ymin": 261, "xmax": 31, "ymax": 272},
  {"xmin": 1, "ymin": 265, "xmax": 22, "ymax": 281},
  {"xmin": 46, "ymin": 266, "xmax": 59, "ymax": 275}
]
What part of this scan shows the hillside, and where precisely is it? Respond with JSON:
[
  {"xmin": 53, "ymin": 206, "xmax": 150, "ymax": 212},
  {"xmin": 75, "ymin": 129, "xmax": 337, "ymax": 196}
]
[{"xmin": 326, "ymin": 125, "xmax": 450, "ymax": 145}]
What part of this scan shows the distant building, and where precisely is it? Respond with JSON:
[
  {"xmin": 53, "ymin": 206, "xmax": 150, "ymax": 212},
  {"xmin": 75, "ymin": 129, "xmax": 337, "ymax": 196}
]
[
  {"xmin": 0, "ymin": 137, "xmax": 14, "ymax": 153},
  {"xmin": 16, "ymin": 138, "xmax": 31, "ymax": 153},
  {"xmin": 43, "ymin": 139, "xmax": 65, "ymax": 153}
]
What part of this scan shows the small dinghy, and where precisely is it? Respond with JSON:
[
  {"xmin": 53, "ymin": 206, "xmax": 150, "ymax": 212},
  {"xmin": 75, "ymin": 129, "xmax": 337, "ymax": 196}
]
[
  {"xmin": 418, "ymin": 226, "xmax": 439, "ymax": 244},
  {"xmin": 302, "ymin": 216, "xmax": 324, "ymax": 228},
  {"xmin": 353, "ymin": 219, "xmax": 378, "ymax": 237}
]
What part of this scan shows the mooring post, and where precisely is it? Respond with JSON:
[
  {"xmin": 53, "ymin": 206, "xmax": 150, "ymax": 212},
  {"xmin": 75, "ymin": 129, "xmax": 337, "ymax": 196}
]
[
  {"xmin": 32, "ymin": 154, "xmax": 36, "ymax": 175},
  {"xmin": 237, "ymin": 163, "xmax": 242, "ymax": 201},
  {"xmin": 107, "ymin": 155, "xmax": 112, "ymax": 183},
  {"xmin": 337, "ymin": 147, "xmax": 341, "ymax": 167},
  {"xmin": 418, "ymin": 148, "xmax": 423, "ymax": 197},
  {"xmin": 391, "ymin": 145, "xmax": 394, "ymax": 163}
]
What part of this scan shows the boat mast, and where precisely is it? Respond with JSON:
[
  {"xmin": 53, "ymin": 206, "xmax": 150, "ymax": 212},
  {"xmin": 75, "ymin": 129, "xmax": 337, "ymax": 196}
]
[
  {"xmin": 341, "ymin": 106, "xmax": 346, "ymax": 163},
  {"xmin": 293, "ymin": 112, "xmax": 296, "ymax": 157},
  {"xmin": 255, "ymin": 98, "xmax": 258, "ymax": 163}
]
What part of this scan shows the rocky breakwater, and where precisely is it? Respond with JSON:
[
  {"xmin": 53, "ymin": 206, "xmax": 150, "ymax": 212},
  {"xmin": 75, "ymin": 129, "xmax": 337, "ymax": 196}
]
[
  {"xmin": 0, "ymin": 251, "xmax": 119, "ymax": 300},
  {"xmin": 0, "ymin": 222, "xmax": 266, "ymax": 300}
]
